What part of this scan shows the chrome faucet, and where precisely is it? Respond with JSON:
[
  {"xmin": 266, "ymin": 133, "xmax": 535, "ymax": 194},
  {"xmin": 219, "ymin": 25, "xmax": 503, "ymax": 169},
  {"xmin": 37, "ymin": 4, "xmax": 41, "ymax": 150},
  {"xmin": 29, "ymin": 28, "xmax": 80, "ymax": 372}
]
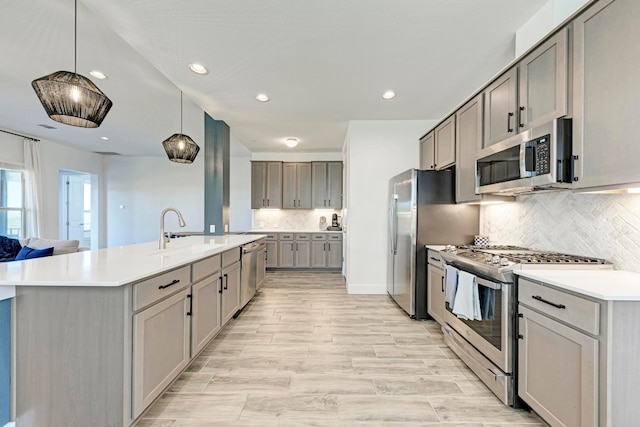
[{"xmin": 159, "ymin": 207, "xmax": 186, "ymax": 249}]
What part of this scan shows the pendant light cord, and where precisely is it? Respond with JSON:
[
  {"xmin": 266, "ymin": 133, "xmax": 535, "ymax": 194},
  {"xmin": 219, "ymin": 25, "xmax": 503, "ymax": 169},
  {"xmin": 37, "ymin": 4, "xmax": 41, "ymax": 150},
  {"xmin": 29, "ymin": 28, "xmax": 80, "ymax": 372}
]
[
  {"xmin": 180, "ymin": 91, "xmax": 183, "ymax": 134},
  {"xmin": 74, "ymin": 0, "xmax": 77, "ymax": 74}
]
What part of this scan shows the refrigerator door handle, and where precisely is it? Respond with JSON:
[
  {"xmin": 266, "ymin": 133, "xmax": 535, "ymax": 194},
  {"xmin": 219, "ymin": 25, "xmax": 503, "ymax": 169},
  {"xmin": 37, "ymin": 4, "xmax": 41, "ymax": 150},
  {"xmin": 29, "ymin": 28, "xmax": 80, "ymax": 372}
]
[{"xmin": 389, "ymin": 194, "xmax": 398, "ymax": 254}]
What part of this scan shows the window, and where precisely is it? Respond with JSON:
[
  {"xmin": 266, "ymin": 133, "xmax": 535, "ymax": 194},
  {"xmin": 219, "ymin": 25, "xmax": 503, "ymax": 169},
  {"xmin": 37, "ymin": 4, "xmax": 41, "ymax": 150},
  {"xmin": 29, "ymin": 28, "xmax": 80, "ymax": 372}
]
[{"xmin": 0, "ymin": 167, "xmax": 25, "ymax": 238}]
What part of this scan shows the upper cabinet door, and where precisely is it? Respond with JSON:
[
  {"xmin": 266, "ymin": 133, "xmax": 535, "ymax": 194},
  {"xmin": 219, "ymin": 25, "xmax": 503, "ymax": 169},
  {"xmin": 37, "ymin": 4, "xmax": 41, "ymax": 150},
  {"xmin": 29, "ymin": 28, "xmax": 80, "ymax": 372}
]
[
  {"xmin": 282, "ymin": 163, "xmax": 297, "ymax": 209},
  {"xmin": 572, "ymin": 0, "xmax": 640, "ymax": 189},
  {"xmin": 250, "ymin": 162, "xmax": 267, "ymax": 209},
  {"xmin": 434, "ymin": 115, "xmax": 456, "ymax": 170},
  {"xmin": 483, "ymin": 68, "xmax": 518, "ymax": 148},
  {"xmin": 455, "ymin": 94, "xmax": 483, "ymax": 203},
  {"xmin": 518, "ymin": 28, "xmax": 568, "ymax": 131},
  {"xmin": 420, "ymin": 132, "xmax": 435, "ymax": 170},
  {"xmin": 326, "ymin": 162, "xmax": 343, "ymax": 208},
  {"xmin": 265, "ymin": 162, "xmax": 282, "ymax": 208},
  {"xmin": 297, "ymin": 163, "xmax": 313, "ymax": 209},
  {"xmin": 311, "ymin": 162, "xmax": 328, "ymax": 208}
]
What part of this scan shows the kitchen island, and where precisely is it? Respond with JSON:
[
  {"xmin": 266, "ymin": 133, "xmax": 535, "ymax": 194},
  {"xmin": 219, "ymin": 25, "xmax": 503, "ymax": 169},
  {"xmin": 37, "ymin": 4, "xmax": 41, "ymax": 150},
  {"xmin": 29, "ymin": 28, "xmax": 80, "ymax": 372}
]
[{"xmin": 0, "ymin": 234, "xmax": 265, "ymax": 427}]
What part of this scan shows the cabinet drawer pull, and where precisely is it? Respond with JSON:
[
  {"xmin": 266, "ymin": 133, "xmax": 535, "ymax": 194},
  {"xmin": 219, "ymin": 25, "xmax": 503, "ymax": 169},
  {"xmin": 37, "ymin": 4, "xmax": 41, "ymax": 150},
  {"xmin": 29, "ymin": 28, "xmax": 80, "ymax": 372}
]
[
  {"xmin": 429, "ymin": 257, "xmax": 440, "ymax": 262},
  {"xmin": 219, "ymin": 277, "xmax": 223, "ymax": 294},
  {"xmin": 223, "ymin": 273, "xmax": 229, "ymax": 290},
  {"xmin": 186, "ymin": 294, "xmax": 192, "ymax": 316},
  {"xmin": 441, "ymin": 276, "xmax": 444, "ymax": 292},
  {"xmin": 518, "ymin": 106, "xmax": 525, "ymax": 128},
  {"xmin": 532, "ymin": 295, "xmax": 566, "ymax": 309},
  {"xmin": 507, "ymin": 112, "xmax": 514, "ymax": 133},
  {"xmin": 158, "ymin": 279, "xmax": 180, "ymax": 290}
]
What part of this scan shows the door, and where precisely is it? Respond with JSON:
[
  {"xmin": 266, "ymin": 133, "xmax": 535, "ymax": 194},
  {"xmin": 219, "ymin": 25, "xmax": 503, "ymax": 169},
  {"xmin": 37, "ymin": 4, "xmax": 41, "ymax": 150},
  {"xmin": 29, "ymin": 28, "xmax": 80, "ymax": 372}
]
[
  {"xmin": 420, "ymin": 132, "xmax": 435, "ymax": 170},
  {"xmin": 434, "ymin": 116, "xmax": 456, "ymax": 170},
  {"xmin": 455, "ymin": 94, "xmax": 483, "ymax": 203},
  {"xmin": 392, "ymin": 170, "xmax": 415, "ymax": 316},
  {"xmin": 191, "ymin": 276, "xmax": 221, "ymax": 356},
  {"xmin": 251, "ymin": 162, "xmax": 266, "ymax": 208},
  {"xmin": 282, "ymin": 163, "xmax": 297, "ymax": 209},
  {"xmin": 294, "ymin": 241, "xmax": 311, "ymax": 267},
  {"xmin": 132, "ymin": 289, "xmax": 191, "ymax": 418},
  {"xmin": 278, "ymin": 242, "xmax": 294, "ymax": 267},
  {"xmin": 483, "ymin": 68, "xmax": 518, "ymax": 148},
  {"xmin": 326, "ymin": 240, "xmax": 342, "ymax": 268},
  {"xmin": 311, "ymin": 162, "xmax": 328, "ymax": 208},
  {"xmin": 256, "ymin": 248, "xmax": 266, "ymax": 288},
  {"xmin": 518, "ymin": 305, "xmax": 598, "ymax": 427},
  {"xmin": 427, "ymin": 264, "xmax": 445, "ymax": 325},
  {"xmin": 60, "ymin": 171, "xmax": 92, "ymax": 248},
  {"xmin": 326, "ymin": 162, "xmax": 343, "ymax": 208},
  {"xmin": 297, "ymin": 163, "xmax": 312, "ymax": 208},
  {"xmin": 265, "ymin": 241, "xmax": 278, "ymax": 268},
  {"xmin": 518, "ymin": 28, "xmax": 568, "ymax": 131},
  {"xmin": 265, "ymin": 162, "xmax": 282, "ymax": 208},
  {"xmin": 311, "ymin": 241, "xmax": 326, "ymax": 268},
  {"xmin": 221, "ymin": 261, "xmax": 241, "ymax": 325}
]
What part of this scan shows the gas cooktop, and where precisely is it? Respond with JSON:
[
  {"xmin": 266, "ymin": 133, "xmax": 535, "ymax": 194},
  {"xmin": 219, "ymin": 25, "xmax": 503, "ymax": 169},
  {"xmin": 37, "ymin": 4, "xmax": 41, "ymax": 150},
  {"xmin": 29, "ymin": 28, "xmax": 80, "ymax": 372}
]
[{"xmin": 439, "ymin": 244, "xmax": 611, "ymax": 282}]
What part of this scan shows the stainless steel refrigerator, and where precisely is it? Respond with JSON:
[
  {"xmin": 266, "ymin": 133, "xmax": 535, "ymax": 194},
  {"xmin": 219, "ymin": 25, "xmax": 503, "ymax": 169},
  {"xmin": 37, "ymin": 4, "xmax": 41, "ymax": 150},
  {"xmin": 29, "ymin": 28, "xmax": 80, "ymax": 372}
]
[{"xmin": 387, "ymin": 169, "xmax": 479, "ymax": 319}]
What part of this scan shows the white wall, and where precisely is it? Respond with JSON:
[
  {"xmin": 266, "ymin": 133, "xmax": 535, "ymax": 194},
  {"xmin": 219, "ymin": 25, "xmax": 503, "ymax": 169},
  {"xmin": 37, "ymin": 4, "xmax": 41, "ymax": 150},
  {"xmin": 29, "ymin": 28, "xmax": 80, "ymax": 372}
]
[
  {"xmin": 0, "ymin": 131, "xmax": 106, "ymax": 243},
  {"xmin": 343, "ymin": 120, "xmax": 435, "ymax": 294},
  {"xmin": 515, "ymin": 0, "xmax": 590, "ymax": 57},
  {"xmin": 104, "ymin": 155, "xmax": 205, "ymax": 246}
]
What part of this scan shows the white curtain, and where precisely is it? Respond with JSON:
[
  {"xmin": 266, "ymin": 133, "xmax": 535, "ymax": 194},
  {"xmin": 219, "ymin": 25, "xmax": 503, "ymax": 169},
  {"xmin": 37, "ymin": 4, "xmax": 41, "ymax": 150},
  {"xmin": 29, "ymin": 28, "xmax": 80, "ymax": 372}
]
[{"xmin": 23, "ymin": 139, "xmax": 43, "ymax": 237}]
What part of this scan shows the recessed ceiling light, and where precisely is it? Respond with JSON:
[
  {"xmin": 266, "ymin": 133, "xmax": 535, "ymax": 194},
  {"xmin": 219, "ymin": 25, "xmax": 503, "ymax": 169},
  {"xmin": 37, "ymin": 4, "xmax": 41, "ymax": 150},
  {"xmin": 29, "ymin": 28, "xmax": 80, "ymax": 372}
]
[
  {"xmin": 285, "ymin": 138, "xmax": 298, "ymax": 148},
  {"xmin": 256, "ymin": 93, "xmax": 270, "ymax": 102},
  {"xmin": 89, "ymin": 70, "xmax": 107, "ymax": 80},
  {"xmin": 100, "ymin": 136, "xmax": 110, "ymax": 141},
  {"xmin": 188, "ymin": 63, "xmax": 208, "ymax": 75},
  {"xmin": 382, "ymin": 90, "xmax": 396, "ymax": 99}
]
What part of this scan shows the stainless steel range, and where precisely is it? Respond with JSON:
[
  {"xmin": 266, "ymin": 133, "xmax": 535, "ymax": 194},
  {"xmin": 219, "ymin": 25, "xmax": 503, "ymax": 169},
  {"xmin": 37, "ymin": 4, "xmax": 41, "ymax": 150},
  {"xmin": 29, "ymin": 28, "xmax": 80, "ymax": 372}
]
[{"xmin": 438, "ymin": 245, "xmax": 611, "ymax": 406}]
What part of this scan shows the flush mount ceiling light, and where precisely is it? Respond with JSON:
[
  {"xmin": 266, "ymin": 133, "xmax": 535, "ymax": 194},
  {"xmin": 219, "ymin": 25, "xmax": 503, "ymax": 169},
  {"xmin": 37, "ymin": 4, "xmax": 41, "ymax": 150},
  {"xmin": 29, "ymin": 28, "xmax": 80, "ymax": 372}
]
[
  {"xmin": 188, "ymin": 63, "xmax": 208, "ymax": 75},
  {"xmin": 382, "ymin": 90, "xmax": 396, "ymax": 99},
  {"xmin": 100, "ymin": 136, "xmax": 110, "ymax": 141},
  {"xmin": 256, "ymin": 93, "xmax": 270, "ymax": 102},
  {"xmin": 31, "ymin": 0, "xmax": 113, "ymax": 128},
  {"xmin": 89, "ymin": 70, "xmax": 107, "ymax": 80},
  {"xmin": 285, "ymin": 137, "xmax": 298, "ymax": 148},
  {"xmin": 162, "ymin": 91, "xmax": 200, "ymax": 164}
]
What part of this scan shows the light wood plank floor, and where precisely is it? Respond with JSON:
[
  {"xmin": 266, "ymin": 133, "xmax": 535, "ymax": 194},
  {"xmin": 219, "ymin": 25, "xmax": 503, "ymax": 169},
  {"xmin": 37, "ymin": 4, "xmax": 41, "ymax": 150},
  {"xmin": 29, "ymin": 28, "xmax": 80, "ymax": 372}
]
[{"xmin": 138, "ymin": 272, "xmax": 543, "ymax": 427}]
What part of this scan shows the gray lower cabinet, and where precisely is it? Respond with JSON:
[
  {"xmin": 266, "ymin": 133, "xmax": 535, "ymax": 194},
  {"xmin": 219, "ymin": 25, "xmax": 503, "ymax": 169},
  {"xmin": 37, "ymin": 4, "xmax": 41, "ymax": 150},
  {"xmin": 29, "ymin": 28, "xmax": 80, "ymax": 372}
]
[
  {"xmin": 326, "ymin": 240, "xmax": 342, "ymax": 268},
  {"xmin": 426, "ymin": 261, "xmax": 445, "ymax": 325},
  {"xmin": 572, "ymin": 0, "xmax": 640, "ymax": 189},
  {"xmin": 455, "ymin": 94, "xmax": 483, "ymax": 203},
  {"xmin": 133, "ymin": 288, "xmax": 191, "ymax": 418},
  {"xmin": 518, "ymin": 304, "xmax": 597, "ymax": 427},
  {"xmin": 256, "ymin": 246, "xmax": 266, "ymax": 288},
  {"xmin": 279, "ymin": 241, "xmax": 295, "ymax": 267},
  {"xmin": 294, "ymin": 241, "xmax": 311, "ymax": 267},
  {"xmin": 278, "ymin": 236, "xmax": 311, "ymax": 267},
  {"xmin": 310, "ymin": 233, "xmax": 342, "ymax": 268},
  {"xmin": 190, "ymin": 274, "xmax": 221, "ymax": 356},
  {"xmin": 265, "ymin": 241, "xmax": 278, "ymax": 268},
  {"xmin": 282, "ymin": 162, "xmax": 312, "ymax": 209},
  {"xmin": 220, "ymin": 260, "xmax": 241, "ymax": 325}
]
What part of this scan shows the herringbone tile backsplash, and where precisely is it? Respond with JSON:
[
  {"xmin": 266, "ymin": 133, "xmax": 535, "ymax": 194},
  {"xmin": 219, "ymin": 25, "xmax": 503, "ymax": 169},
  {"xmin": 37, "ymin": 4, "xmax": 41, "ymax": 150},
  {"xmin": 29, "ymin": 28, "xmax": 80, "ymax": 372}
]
[{"xmin": 481, "ymin": 192, "xmax": 640, "ymax": 272}]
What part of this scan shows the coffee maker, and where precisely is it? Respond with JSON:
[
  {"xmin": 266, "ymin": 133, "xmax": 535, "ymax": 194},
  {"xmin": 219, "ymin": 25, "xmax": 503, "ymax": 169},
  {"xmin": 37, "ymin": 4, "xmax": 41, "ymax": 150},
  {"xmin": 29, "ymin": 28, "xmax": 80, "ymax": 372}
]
[{"xmin": 327, "ymin": 213, "xmax": 342, "ymax": 231}]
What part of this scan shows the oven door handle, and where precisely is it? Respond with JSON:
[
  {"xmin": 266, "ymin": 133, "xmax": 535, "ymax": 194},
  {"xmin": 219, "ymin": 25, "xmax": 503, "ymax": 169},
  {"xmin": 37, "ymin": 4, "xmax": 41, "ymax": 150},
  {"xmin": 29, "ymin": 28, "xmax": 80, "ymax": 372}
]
[{"xmin": 475, "ymin": 277, "xmax": 503, "ymax": 290}]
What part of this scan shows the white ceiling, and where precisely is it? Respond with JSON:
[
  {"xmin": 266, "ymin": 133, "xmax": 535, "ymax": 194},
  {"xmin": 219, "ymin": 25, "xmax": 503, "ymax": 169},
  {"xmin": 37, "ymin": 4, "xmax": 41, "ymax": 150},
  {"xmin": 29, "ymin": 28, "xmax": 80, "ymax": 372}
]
[{"xmin": 1, "ymin": 0, "xmax": 547, "ymax": 156}]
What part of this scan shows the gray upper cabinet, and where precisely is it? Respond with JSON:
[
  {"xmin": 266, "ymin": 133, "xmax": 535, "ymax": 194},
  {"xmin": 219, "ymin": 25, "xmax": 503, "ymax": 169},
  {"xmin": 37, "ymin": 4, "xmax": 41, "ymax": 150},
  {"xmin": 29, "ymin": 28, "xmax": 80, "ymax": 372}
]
[
  {"xmin": 282, "ymin": 162, "xmax": 312, "ymax": 209},
  {"xmin": 251, "ymin": 161, "xmax": 282, "ymax": 209},
  {"xmin": 483, "ymin": 68, "xmax": 518, "ymax": 149},
  {"xmin": 483, "ymin": 28, "xmax": 568, "ymax": 151},
  {"xmin": 312, "ymin": 162, "xmax": 343, "ymax": 208},
  {"xmin": 419, "ymin": 131, "xmax": 435, "ymax": 170},
  {"xmin": 518, "ymin": 28, "xmax": 568, "ymax": 131},
  {"xmin": 455, "ymin": 94, "xmax": 483, "ymax": 203},
  {"xmin": 572, "ymin": 0, "xmax": 640, "ymax": 189},
  {"xmin": 434, "ymin": 116, "xmax": 456, "ymax": 169}
]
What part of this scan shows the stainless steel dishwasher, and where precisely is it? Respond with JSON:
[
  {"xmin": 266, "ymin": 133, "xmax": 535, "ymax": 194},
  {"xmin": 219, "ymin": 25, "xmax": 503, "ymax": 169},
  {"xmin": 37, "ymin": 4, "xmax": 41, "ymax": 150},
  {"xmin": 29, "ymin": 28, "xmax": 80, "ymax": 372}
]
[{"xmin": 239, "ymin": 240, "xmax": 262, "ymax": 310}]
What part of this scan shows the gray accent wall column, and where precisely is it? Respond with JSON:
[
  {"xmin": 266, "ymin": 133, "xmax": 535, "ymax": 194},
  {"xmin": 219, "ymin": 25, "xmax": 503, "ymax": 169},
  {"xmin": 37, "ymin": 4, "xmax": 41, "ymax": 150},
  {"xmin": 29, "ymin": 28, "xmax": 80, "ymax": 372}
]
[{"xmin": 204, "ymin": 113, "xmax": 230, "ymax": 235}]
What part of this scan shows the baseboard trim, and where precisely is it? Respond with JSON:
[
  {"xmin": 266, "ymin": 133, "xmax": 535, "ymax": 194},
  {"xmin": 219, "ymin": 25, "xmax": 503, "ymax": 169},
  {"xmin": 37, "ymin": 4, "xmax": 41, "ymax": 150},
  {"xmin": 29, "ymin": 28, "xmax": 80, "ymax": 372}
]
[{"xmin": 345, "ymin": 282, "xmax": 387, "ymax": 295}]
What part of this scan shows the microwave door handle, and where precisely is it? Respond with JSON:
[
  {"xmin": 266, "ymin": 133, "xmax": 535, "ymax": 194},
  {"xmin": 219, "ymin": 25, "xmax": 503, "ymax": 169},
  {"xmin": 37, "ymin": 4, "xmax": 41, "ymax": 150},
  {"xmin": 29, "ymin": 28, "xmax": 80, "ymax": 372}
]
[
  {"xmin": 520, "ymin": 142, "xmax": 535, "ymax": 178},
  {"xmin": 525, "ymin": 145, "xmax": 536, "ymax": 173}
]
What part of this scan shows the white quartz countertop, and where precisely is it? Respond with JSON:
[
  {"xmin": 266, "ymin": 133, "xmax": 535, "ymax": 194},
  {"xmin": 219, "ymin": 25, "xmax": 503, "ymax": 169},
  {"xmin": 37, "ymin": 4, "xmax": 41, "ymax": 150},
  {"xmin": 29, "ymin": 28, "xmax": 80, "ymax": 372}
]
[
  {"xmin": 247, "ymin": 229, "xmax": 343, "ymax": 233},
  {"xmin": 515, "ymin": 270, "xmax": 640, "ymax": 301},
  {"xmin": 0, "ymin": 235, "xmax": 266, "ymax": 288}
]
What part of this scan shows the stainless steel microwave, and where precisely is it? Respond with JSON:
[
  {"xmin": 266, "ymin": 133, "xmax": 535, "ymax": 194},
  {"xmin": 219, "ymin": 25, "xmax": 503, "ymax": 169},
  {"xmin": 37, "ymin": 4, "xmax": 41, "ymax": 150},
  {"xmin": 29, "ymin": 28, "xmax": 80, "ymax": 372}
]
[{"xmin": 476, "ymin": 119, "xmax": 573, "ymax": 195}]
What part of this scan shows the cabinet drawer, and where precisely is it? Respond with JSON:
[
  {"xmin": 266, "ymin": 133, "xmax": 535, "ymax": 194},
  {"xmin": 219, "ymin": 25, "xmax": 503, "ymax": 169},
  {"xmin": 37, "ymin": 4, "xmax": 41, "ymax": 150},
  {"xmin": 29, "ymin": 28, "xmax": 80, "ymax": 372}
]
[
  {"xmin": 295, "ymin": 233, "xmax": 310, "ymax": 241},
  {"xmin": 265, "ymin": 233, "xmax": 277, "ymax": 241},
  {"xmin": 328, "ymin": 233, "xmax": 342, "ymax": 241},
  {"xmin": 312, "ymin": 234, "xmax": 327, "ymax": 241},
  {"xmin": 427, "ymin": 249, "xmax": 442, "ymax": 266},
  {"xmin": 518, "ymin": 278, "xmax": 600, "ymax": 335},
  {"xmin": 192, "ymin": 254, "xmax": 221, "ymax": 283},
  {"xmin": 279, "ymin": 234, "xmax": 294, "ymax": 241},
  {"xmin": 222, "ymin": 248, "xmax": 241, "ymax": 268},
  {"xmin": 133, "ymin": 266, "xmax": 191, "ymax": 311}
]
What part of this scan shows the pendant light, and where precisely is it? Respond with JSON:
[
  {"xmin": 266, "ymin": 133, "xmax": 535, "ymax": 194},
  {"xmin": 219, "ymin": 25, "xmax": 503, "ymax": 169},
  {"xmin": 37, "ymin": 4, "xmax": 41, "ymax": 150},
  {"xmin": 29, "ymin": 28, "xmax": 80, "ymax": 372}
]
[
  {"xmin": 31, "ymin": 0, "xmax": 113, "ymax": 128},
  {"xmin": 161, "ymin": 91, "xmax": 200, "ymax": 163}
]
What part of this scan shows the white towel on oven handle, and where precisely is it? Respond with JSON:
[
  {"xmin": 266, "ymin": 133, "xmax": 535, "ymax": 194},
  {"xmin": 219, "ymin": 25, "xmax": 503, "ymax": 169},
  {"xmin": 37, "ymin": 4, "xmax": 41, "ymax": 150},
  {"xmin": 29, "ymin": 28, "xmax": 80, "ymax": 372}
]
[
  {"xmin": 451, "ymin": 270, "xmax": 482, "ymax": 320},
  {"xmin": 444, "ymin": 264, "xmax": 459, "ymax": 306}
]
